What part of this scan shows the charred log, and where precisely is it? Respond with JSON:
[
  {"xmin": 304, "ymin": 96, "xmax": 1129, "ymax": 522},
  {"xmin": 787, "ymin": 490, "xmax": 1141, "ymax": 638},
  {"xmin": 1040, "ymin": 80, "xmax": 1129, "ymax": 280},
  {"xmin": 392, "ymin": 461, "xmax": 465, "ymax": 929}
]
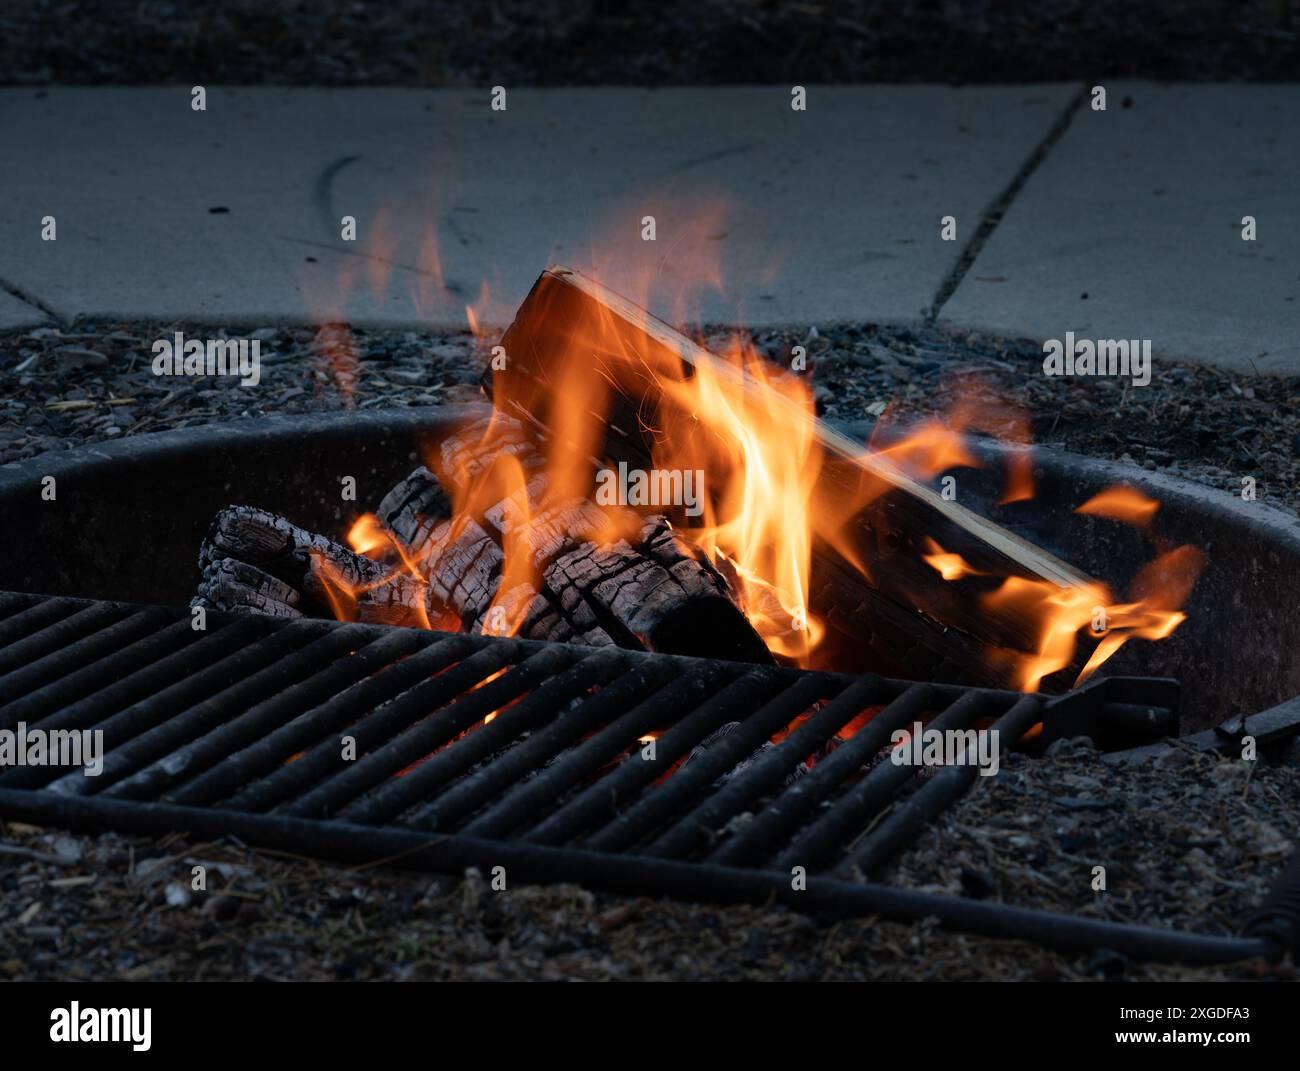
[
  {"xmin": 192, "ymin": 505, "xmax": 431, "ymax": 628},
  {"xmin": 370, "ymin": 419, "xmax": 764, "ymax": 660},
  {"xmin": 194, "ymin": 431, "xmax": 772, "ymax": 663}
]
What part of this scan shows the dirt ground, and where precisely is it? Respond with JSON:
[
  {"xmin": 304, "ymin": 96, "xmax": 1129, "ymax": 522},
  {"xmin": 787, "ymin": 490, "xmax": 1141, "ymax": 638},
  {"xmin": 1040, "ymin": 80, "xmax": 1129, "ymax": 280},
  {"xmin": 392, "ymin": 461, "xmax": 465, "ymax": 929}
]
[
  {"xmin": 5, "ymin": 320, "xmax": 1298, "ymax": 514},
  {"xmin": 2, "ymin": 0, "xmax": 1299, "ymax": 88}
]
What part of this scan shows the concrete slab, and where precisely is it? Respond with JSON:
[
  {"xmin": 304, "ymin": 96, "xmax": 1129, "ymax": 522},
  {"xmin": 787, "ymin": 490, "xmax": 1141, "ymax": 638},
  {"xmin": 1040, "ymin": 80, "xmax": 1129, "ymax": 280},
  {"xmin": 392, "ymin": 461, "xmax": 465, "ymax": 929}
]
[
  {"xmin": 0, "ymin": 86, "xmax": 1074, "ymax": 330},
  {"xmin": 940, "ymin": 83, "xmax": 1300, "ymax": 374},
  {"xmin": 0, "ymin": 288, "xmax": 47, "ymax": 330}
]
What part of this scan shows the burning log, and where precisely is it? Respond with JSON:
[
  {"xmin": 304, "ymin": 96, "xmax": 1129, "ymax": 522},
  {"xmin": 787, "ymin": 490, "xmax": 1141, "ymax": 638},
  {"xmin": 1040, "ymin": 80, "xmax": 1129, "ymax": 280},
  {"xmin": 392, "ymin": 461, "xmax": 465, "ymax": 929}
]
[
  {"xmin": 193, "ymin": 419, "xmax": 773, "ymax": 664},
  {"xmin": 389, "ymin": 417, "xmax": 772, "ymax": 661},
  {"xmin": 194, "ymin": 506, "xmax": 431, "ymax": 628},
  {"xmin": 487, "ymin": 265, "xmax": 1101, "ymax": 687},
  {"xmin": 376, "ymin": 467, "xmax": 770, "ymax": 660}
]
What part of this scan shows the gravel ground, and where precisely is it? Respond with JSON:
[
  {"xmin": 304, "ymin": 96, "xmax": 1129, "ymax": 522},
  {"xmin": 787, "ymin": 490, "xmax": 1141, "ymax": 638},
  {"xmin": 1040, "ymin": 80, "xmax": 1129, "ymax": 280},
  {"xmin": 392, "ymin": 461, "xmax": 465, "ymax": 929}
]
[
  {"xmin": 2, "ymin": 320, "xmax": 1299, "ymax": 982},
  {"xmin": 0, "ymin": 324, "xmax": 484, "ymax": 466},
  {"xmin": 2, "ymin": 1, "xmax": 1299, "ymax": 87}
]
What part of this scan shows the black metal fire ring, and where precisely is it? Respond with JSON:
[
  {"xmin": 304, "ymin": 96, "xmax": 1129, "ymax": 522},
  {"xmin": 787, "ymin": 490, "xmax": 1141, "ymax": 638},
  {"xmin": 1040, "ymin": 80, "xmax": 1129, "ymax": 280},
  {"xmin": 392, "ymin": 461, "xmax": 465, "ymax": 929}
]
[
  {"xmin": 3, "ymin": 405, "xmax": 1300, "ymax": 727},
  {"xmin": 3, "ymin": 409, "xmax": 1300, "ymax": 963}
]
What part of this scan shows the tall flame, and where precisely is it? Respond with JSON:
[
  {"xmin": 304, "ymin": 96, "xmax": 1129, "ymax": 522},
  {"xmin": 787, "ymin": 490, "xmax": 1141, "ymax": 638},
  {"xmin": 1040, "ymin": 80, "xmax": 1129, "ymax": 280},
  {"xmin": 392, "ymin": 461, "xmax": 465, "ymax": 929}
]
[
  {"xmin": 309, "ymin": 200, "xmax": 1202, "ymax": 691},
  {"xmin": 653, "ymin": 340, "xmax": 825, "ymax": 659}
]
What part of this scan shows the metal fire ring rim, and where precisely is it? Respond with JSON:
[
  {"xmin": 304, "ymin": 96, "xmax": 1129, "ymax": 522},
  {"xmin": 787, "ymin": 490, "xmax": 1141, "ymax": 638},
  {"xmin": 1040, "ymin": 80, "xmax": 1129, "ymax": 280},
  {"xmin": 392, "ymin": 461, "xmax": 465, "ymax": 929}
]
[
  {"xmin": 4, "ymin": 404, "xmax": 1298, "ymax": 550},
  {"xmin": 5, "ymin": 404, "xmax": 1300, "ymax": 733}
]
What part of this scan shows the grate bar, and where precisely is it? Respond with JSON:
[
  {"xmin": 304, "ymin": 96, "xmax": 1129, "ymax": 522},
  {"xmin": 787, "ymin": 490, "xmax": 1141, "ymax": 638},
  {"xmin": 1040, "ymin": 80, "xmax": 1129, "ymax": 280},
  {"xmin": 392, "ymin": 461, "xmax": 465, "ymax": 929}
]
[
  {"xmin": 47, "ymin": 623, "xmax": 372, "ymax": 796},
  {"xmin": 305, "ymin": 644, "xmax": 577, "ymax": 821},
  {"xmin": 60, "ymin": 621, "xmax": 353, "ymax": 797},
  {"xmin": 460, "ymin": 661, "xmax": 738, "ymax": 840},
  {"xmin": 523, "ymin": 668, "xmax": 786, "ymax": 847},
  {"xmin": 583, "ymin": 673, "xmax": 836, "ymax": 854},
  {"xmin": 644, "ymin": 673, "xmax": 887, "ymax": 861},
  {"xmin": 711, "ymin": 682, "xmax": 945, "ymax": 868},
  {"xmin": 213, "ymin": 635, "xmax": 484, "ymax": 814},
  {"xmin": 403, "ymin": 656, "xmax": 682, "ymax": 833},
  {"xmin": 778, "ymin": 690, "xmax": 993, "ymax": 874},
  {"xmin": 0, "ymin": 617, "xmax": 214, "ymax": 726},
  {"xmin": 0, "ymin": 608, "xmax": 173, "ymax": 713},
  {"xmin": 0, "ymin": 617, "xmax": 324, "ymax": 790},
  {"xmin": 2, "ymin": 592, "xmax": 1247, "ymax": 966},
  {"xmin": 0, "ymin": 591, "xmax": 39, "ymax": 618},
  {"xmin": 0, "ymin": 617, "xmax": 270, "ymax": 743},
  {"xmin": 107, "ymin": 626, "xmax": 431, "ymax": 800},
  {"xmin": 334, "ymin": 648, "xmax": 628, "ymax": 826},
  {"xmin": 842, "ymin": 694, "xmax": 1045, "ymax": 877},
  {"xmin": 0, "ymin": 786, "xmax": 1274, "ymax": 967},
  {"xmin": 0, "ymin": 596, "xmax": 79, "ymax": 646},
  {"xmin": 0, "ymin": 603, "xmax": 129, "ymax": 677}
]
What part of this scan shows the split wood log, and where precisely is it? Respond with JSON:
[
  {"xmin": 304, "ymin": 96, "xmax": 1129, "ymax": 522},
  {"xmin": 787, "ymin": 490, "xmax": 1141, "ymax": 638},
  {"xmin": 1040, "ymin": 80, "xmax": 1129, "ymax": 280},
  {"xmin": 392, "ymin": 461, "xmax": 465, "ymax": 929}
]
[{"xmin": 487, "ymin": 265, "xmax": 1103, "ymax": 687}]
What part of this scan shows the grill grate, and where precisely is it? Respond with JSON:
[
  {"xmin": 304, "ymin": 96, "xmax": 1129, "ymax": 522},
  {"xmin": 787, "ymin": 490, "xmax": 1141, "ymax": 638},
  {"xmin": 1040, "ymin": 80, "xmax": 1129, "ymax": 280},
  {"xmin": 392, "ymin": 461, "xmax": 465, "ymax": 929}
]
[{"xmin": 0, "ymin": 589, "xmax": 1290, "ymax": 964}]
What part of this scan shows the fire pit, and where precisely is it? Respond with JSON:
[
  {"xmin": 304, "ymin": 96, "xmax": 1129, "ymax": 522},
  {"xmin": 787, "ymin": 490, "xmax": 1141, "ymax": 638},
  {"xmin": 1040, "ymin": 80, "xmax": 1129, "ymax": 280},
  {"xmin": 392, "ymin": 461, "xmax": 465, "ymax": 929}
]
[
  {"xmin": 3, "ymin": 270, "xmax": 1300, "ymax": 968},
  {"xmin": 2, "ymin": 402, "xmax": 1299, "ymax": 731}
]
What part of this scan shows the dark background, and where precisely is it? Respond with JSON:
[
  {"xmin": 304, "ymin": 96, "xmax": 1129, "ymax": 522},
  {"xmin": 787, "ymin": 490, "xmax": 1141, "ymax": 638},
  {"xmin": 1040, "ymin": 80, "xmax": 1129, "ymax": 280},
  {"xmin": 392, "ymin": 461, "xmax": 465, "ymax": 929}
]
[{"xmin": 1, "ymin": 0, "xmax": 1297, "ymax": 86}]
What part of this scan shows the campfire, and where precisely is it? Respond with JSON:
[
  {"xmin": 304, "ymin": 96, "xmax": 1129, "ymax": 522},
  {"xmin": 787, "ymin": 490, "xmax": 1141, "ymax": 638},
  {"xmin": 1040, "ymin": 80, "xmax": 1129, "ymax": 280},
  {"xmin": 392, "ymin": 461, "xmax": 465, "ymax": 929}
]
[
  {"xmin": 6, "ymin": 276, "xmax": 1298, "ymax": 976},
  {"xmin": 192, "ymin": 266, "xmax": 1205, "ymax": 698}
]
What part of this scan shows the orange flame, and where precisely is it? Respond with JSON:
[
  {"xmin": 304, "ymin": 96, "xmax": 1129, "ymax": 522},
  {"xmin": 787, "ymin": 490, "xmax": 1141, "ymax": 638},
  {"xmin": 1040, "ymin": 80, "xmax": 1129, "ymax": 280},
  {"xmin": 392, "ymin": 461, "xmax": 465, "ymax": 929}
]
[
  {"xmin": 930, "ymin": 485, "xmax": 1205, "ymax": 691},
  {"xmin": 1076, "ymin": 486, "xmax": 1161, "ymax": 528},
  {"xmin": 309, "ymin": 512, "xmax": 435, "ymax": 631},
  {"xmin": 305, "ymin": 199, "xmax": 1202, "ymax": 691},
  {"xmin": 651, "ymin": 340, "xmax": 825, "ymax": 659},
  {"xmin": 922, "ymin": 537, "xmax": 983, "ymax": 581}
]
